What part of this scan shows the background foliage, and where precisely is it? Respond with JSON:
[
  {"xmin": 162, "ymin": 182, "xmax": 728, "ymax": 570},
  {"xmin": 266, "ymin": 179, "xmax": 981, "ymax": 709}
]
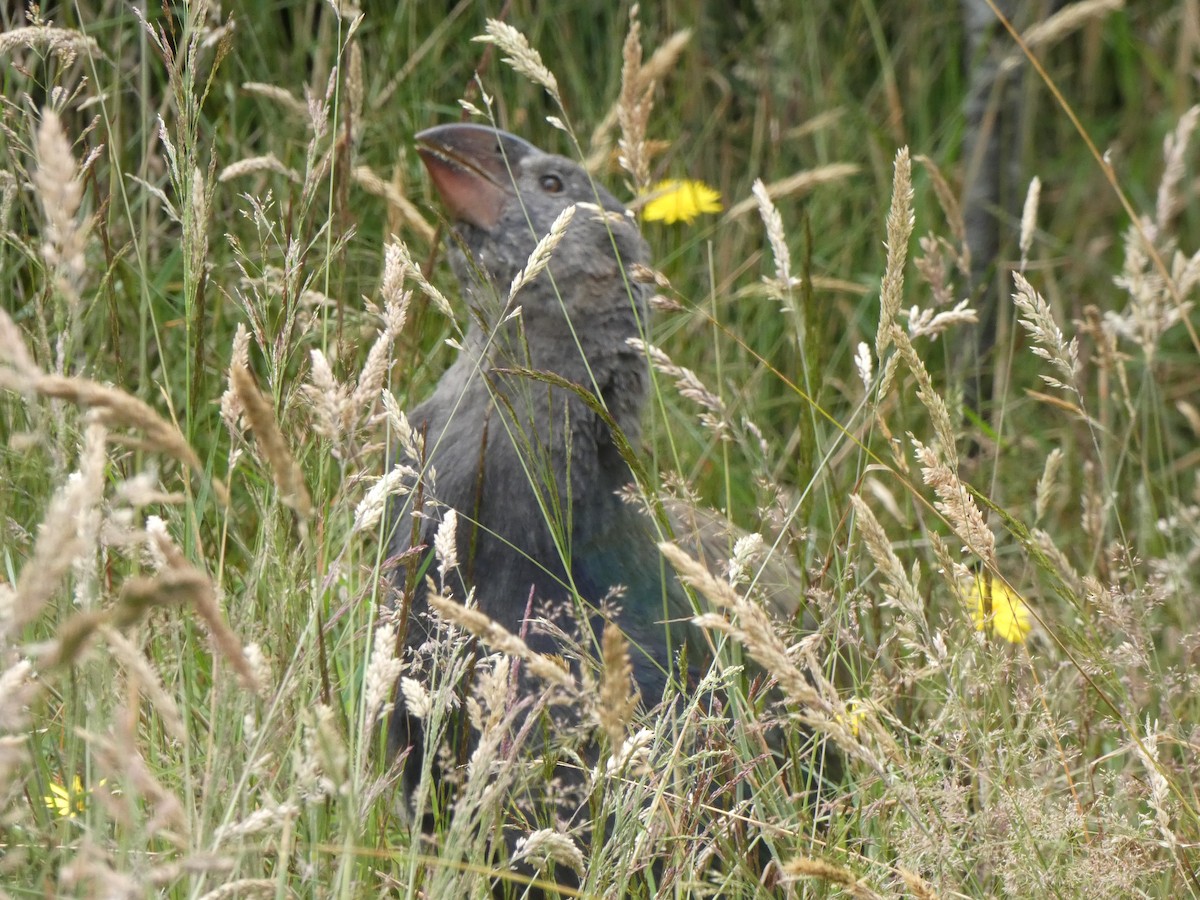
[{"xmin": 1, "ymin": 0, "xmax": 1198, "ymax": 896}]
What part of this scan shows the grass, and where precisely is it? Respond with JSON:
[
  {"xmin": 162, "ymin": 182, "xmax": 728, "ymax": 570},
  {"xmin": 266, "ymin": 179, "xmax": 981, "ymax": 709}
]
[{"xmin": 2, "ymin": 0, "xmax": 1199, "ymax": 896}]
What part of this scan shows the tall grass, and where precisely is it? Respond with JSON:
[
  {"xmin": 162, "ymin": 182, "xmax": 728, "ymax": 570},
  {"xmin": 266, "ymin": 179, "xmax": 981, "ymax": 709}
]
[{"xmin": 1, "ymin": 1, "xmax": 1198, "ymax": 896}]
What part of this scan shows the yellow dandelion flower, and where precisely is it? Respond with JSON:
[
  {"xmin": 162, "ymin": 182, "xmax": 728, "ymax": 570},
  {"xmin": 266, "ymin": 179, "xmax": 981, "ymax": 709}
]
[
  {"xmin": 44, "ymin": 775, "xmax": 88, "ymax": 818},
  {"xmin": 641, "ymin": 179, "xmax": 723, "ymax": 224},
  {"xmin": 836, "ymin": 698, "xmax": 869, "ymax": 739},
  {"xmin": 962, "ymin": 574, "xmax": 1032, "ymax": 643}
]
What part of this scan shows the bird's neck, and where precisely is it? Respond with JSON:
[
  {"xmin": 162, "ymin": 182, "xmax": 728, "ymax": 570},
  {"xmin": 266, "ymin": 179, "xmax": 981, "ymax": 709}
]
[{"xmin": 462, "ymin": 283, "xmax": 650, "ymax": 442}]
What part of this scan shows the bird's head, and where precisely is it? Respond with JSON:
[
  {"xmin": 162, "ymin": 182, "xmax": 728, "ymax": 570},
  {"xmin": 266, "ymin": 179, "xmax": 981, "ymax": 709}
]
[{"xmin": 415, "ymin": 124, "xmax": 649, "ymax": 324}]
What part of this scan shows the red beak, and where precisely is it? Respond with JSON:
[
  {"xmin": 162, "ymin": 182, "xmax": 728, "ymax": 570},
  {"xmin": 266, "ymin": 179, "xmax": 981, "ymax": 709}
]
[{"xmin": 415, "ymin": 125, "xmax": 538, "ymax": 230}]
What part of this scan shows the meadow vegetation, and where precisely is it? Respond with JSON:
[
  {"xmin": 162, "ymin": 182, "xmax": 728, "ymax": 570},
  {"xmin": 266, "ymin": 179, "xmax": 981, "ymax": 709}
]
[{"xmin": 1, "ymin": 1, "xmax": 1198, "ymax": 896}]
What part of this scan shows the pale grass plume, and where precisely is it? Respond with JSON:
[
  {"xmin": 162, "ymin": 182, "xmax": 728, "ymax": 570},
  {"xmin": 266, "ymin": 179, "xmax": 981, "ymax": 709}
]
[
  {"xmin": 904, "ymin": 299, "xmax": 978, "ymax": 340},
  {"xmin": 217, "ymin": 154, "xmax": 300, "ymax": 183},
  {"xmin": 1011, "ymin": 271, "xmax": 1080, "ymax": 391},
  {"xmin": 474, "ymin": 20, "xmax": 560, "ymax": 101},
  {"xmin": 241, "ymin": 82, "xmax": 309, "ymax": 117},
  {"xmin": 660, "ymin": 542, "xmax": 873, "ymax": 766},
  {"xmin": 427, "ymin": 584, "xmax": 573, "ymax": 689},
  {"xmin": 912, "ymin": 438, "xmax": 996, "ymax": 569},
  {"xmin": 913, "ymin": 235, "xmax": 958, "ymax": 308},
  {"xmin": 10, "ymin": 422, "xmax": 106, "ymax": 632},
  {"xmin": 399, "ymin": 676, "xmax": 431, "ymax": 721},
  {"xmin": 1135, "ymin": 719, "xmax": 1177, "ymax": 856},
  {"xmin": 850, "ymin": 494, "xmax": 923, "ymax": 620},
  {"xmin": 302, "ymin": 349, "xmax": 349, "ymax": 442},
  {"xmin": 380, "ymin": 389, "xmax": 425, "ymax": 465},
  {"xmin": 379, "ymin": 240, "xmax": 412, "ymax": 311},
  {"xmin": 598, "ymin": 621, "xmax": 639, "ymax": 754},
  {"xmin": 890, "ymin": 326, "xmax": 959, "ymax": 470},
  {"xmin": 725, "ymin": 163, "xmax": 860, "ymax": 219},
  {"xmin": 1031, "ymin": 527, "xmax": 1083, "ymax": 594},
  {"xmin": 33, "ymin": 108, "xmax": 91, "ymax": 304},
  {"xmin": 213, "ymin": 801, "xmax": 299, "ymax": 842},
  {"xmin": 0, "ymin": 170, "xmax": 17, "ymax": 231},
  {"xmin": 219, "ymin": 322, "xmax": 252, "ymax": 429},
  {"xmin": 242, "ymin": 643, "xmax": 272, "ymax": 694},
  {"xmin": 585, "ymin": 25, "xmax": 691, "ymax": 173},
  {"xmin": 1156, "ymin": 105, "xmax": 1200, "ymax": 233},
  {"xmin": 0, "ymin": 25, "xmax": 99, "ymax": 63},
  {"xmin": 753, "ymin": 178, "xmax": 795, "ymax": 298},
  {"xmin": 0, "ymin": 659, "xmax": 36, "ymax": 731},
  {"xmin": 604, "ymin": 727, "xmax": 654, "ymax": 777},
  {"xmin": 468, "ymin": 654, "xmax": 511, "ymax": 732},
  {"xmin": 99, "ymin": 625, "xmax": 186, "ymax": 743},
  {"xmin": 616, "ymin": 6, "xmax": 653, "ymax": 191},
  {"xmin": 59, "ymin": 848, "xmax": 141, "ymax": 897},
  {"xmin": 628, "ymin": 338, "xmax": 729, "ymax": 439},
  {"xmin": 434, "ymin": 509, "xmax": 459, "ymax": 582},
  {"xmin": 232, "ymin": 362, "xmax": 312, "ymax": 518},
  {"xmin": 389, "ymin": 238, "xmax": 455, "ymax": 321},
  {"xmin": 122, "ymin": 529, "xmax": 261, "ymax": 693},
  {"xmin": 726, "ymin": 531, "xmax": 763, "ymax": 587},
  {"xmin": 854, "ymin": 342, "xmax": 873, "ymax": 389},
  {"xmin": 876, "ymin": 147, "xmax": 914, "ymax": 356},
  {"xmin": 784, "ymin": 856, "xmax": 883, "ymax": 900},
  {"xmin": 1035, "ymin": 447, "xmax": 1064, "ymax": 524},
  {"xmin": 913, "ymin": 154, "xmax": 966, "ymax": 251},
  {"xmin": 143, "ymin": 515, "xmax": 171, "ymax": 570},
  {"xmin": 365, "ymin": 624, "xmax": 403, "ymax": 727},
  {"xmin": 353, "ymin": 166, "xmax": 435, "ymax": 243},
  {"xmin": 898, "ymin": 868, "xmax": 940, "ymax": 900},
  {"xmin": 156, "ymin": 114, "xmax": 180, "ymax": 184},
  {"xmin": 509, "ymin": 205, "xmax": 575, "ymax": 302},
  {"xmin": 352, "ymin": 463, "xmax": 416, "ymax": 534},
  {"xmin": 1000, "ymin": 0, "xmax": 1127, "ymax": 75},
  {"xmin": 296, "ymin": 704, "xmax": 348, "ymax": 803},
  {"xmin": 87, "ymin": 723, "xmax": 186, "ymax": 836},
  {"xmin": 1108, "ymin": 224, "xmax": 1197, "ymax": 359},
  {"xmin": 346, "ymin": 40, "xmax": 365, "ymax": 126},
  {"xmin": 513, "ymin": 828, "xmax": 586, "ymax": 876},
  {"xmin": 1019, "ymin": 176, "xmax": 1041, "ymax": 269}
]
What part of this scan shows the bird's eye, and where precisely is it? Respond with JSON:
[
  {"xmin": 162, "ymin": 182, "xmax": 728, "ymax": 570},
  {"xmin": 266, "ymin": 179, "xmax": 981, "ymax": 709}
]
[{"xmin": 539, "ymin": 174, "xmax": 564, "ymax": 193}]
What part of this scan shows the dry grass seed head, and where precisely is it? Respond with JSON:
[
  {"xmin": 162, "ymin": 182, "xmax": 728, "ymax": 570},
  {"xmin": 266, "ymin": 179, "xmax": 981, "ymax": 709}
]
[
  {"xmin": 849, "ymin": 494, "xmax": 923, "ymax": 621},
  {"xmin": 99, "ymin": 625, "xmax": 186, "ymax": 743},
  {"xmin": 616, "ymin": 6, "xmax": 653, "ymax": 192},
  {"xmin": 1011, "ymin": 272, "xmax": 1081, "ymax": 391},
  {"xmin": 513, "ymin": 828, "xmax": 586, "ymax": 877},
  {"xmin": 598, "ymin": 621, "xmax": 640, "ymax": 754},
  {"xmin": 508, "ymin": 205, "xmax": 576, "ymax": 302},
  {"xmin": 752, "ymin": 178, "xmax": 795, "ymax": 297},
  {"xmin": 725, "ymin": 163, "xmax": 860, "ymax": 219},
  {"xmin": 474, "ymin": 20, "xmax": 560, "ymax": 102},
  {"xmin": 427, "ymin": 585, "xmax": 574, "ymax": 690},
  {"xmin": 9, "ymin": 421, "xmax": 106, "ymax": 633},
  {"xmin": 32, "ymin": 109, "xmax": 91, "ymax": 303},
  {"xmin": 912, "ymin": 438, "xmax": 996, "ymax": 568},
  {"xmin": 231, "ymin": 362, "xmax": 312, "ymax": 518},
  {"xmin": 121, "ymin": 530, "xmax": 260, "ymax": 694},
  {"xmin": 0, "ymin": 659, "xmax": 37, "ymax": 732},
  {"xmin": 875, "ymin": 147, "xmax": 913, "ymax": 357},
  {"xmin": 1019, "ymin": 176, "xmax": 1041, "ymax": 268},
  {"xmin": 784, "ymin": 856, "xmax": 883, "ymax": 900},
  {"xmin": 660, "ymin": 542, "xmax": 875, "ymax": 767},
  {"xmin": 352, "ymin": 462, "xmax": 417, "ymax": 534},
  {"xmin": 301, "ymin": 349, "xmax": 349, "ymax": 443},
  {"xmin": 217, "ymin": 154, "xmax": 300, "ymax": 183}
]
